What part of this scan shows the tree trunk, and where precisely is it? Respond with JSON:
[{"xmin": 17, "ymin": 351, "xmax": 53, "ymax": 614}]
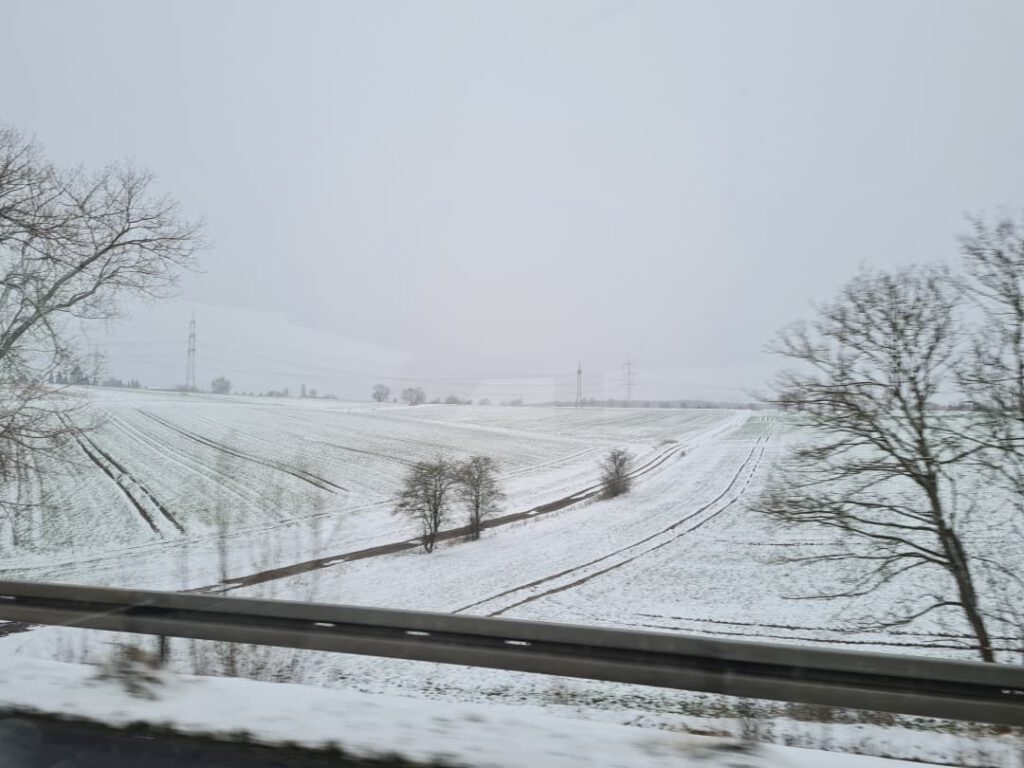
[
  {"xmin": 936, "ymin": 511, "xmax": 994, "ymax": 662},
  {"xmin": 917, "ymin": 474, "xmax": 995, "ymax": 662},
  {"xmin": 469, "ymin": 502, "xmax": 481, "ymax": 541}
]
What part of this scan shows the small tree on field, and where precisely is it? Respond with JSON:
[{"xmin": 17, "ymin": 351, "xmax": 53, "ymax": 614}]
[
  {"xmin": 372, "ymin": 383, "xmax": 391, "ymax": 402},
  {"xmin": 396, "ymin": 457, "xmax": 458, "ymax": 553},
  {"xmin": 444, "ymin": 394, "xmax": 462, "ymax": 404},
  {"xmin": 457, "ymin": 456, "xmax": 504, "ymax": 540},
  {"xmin": 401, "ymin": 386, "xmax": 426, "ymax": 406},
  {"xmin": 601, "ymin": 449, "xmax": 633, "ymax": 498},
  {"xmin": 210, "ymin": 376, "xmax": 231, "ymax": 394}
]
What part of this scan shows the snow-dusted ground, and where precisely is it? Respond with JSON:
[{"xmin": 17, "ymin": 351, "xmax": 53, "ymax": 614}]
[
  {"xmin": 0, "ymin": 655, "xmax": 988, "ymax": 768},
  {"xmin": 0, "ymin": 389, "xmax": 743, "ymax": 590},
  {"xmin": 0, "ymin": 389, "xmax": 1015, "ymax": 766}
]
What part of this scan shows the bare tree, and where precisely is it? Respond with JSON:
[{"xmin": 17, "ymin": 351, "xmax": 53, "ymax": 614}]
[
  {"xmin": 957, "ymin": 214, "xmax": 1024, "ymax": 655},
  {"xmin": 457, "ymin": 456, "xmax": 504, "ymax": 540},
  {"xmin": 958, "ymin": 214, "xmax": 1024, "ymax": 507},
  {"xmin": 0, "ymin": 126, "xmax": 202, "ymax": 523},
  {"xmin": 396, "ymin": 457, "xmax": 458, "ymax": 552},
  {"xmin": 759, "ymin": 265, "xmax": 998, "ymax": 661},
  {"xmin": 600, "ymin": 449, "xmax": 633, "ymax": 498},
  {"xmin": 400, "ymin": 386, "xmax": 426, "ymax": 406},
  {"xmin": 372, "ymin": 383, "xmax": 391, "ymax": 402},
  {"xmin": 210, "ymin": 376, "xmax": 231, "ymax": 395}
]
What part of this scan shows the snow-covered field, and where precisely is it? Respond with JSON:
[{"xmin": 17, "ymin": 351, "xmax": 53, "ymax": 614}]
[
  {"xmin": 0, "ymin": 388, "xmax": 758, "ymax": 596},
  {"xmin": 0, "ymin": 389, "xmax": 1013, "ymax": 766},
  {"xmin": 0, "ymin": 388, "xmax": 992, "ymax": 657}
]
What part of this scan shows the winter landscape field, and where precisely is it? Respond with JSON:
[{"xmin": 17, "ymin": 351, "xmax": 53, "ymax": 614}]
[
  {"xmin": 1, "ymin": 386, "xmax": 1004, "ymax": 657},
  {"xmin": 0, "ymin": 388, "xmax": 1017, "ymax": 765},
  {"xmin": 5, "ymin": 1, "xmax": 1024, "ymax": 763},
  {"xmin": 1, "ymin": 388, "xmax": 775, "ymax": 613}
]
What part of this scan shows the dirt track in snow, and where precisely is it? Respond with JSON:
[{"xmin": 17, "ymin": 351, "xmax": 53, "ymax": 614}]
[{"xmin": 195, "ymin": 440, "xmax": 694, "ymax": 594}]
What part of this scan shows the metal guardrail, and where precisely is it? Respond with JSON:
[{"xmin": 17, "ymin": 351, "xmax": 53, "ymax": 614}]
[{"xmin": 0, "ymin": 580, "xmax": 1021, "ymax": 726}]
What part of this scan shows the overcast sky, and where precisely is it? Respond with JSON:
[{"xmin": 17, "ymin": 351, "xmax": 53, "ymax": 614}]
[{"xmin": 3, "ymin": 0, "xmax": 1024, "ymax": 401}]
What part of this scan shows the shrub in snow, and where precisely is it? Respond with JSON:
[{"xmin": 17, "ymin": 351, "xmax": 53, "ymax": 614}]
[
  {"xmin": 600, "ymin": 449, "xmax": 633, "ymax": 499},
  {"xmin": 95, "ymin": 643, "xmax": 165, "ymax": 699}
]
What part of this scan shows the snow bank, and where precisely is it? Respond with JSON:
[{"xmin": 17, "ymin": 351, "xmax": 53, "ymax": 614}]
[{"xmin": 0, "ymin": 655, "xmax": 944, "ymax": 768}]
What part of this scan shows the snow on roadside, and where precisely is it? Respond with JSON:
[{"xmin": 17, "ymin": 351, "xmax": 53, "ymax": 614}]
[{"xmin": 0, "ymin": 654, "xmax": 947, "ymax": 768}]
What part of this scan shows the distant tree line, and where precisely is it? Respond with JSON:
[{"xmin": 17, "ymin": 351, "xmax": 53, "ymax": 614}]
[
  {"xmin": 240, "ymin": 385, "xmax": 338, "ymax": 399},
  {"xmin": 48, "ymin": 367, "xmax": 143, "ymax": 390},
  {"xmin": 374, "ymin": 384, "xmax": 521, "ymax": 407},
  {"xmin": 102, "ymin": 377, "xmax": 143, "ymax": 389},
  {"xmin": 254, "ymin": 388, "xmax": 337, "ymax": 399},
  {"xmin": 168, "ymin": 377, "xmax": 341, "ymax": 399},
  {"xmin": 49, "ymin": 365, "xmax": 95, "ymax": 387},
  {"xmin": 554, "ymin": 398, "xmax": 767, "ymax": 410}
]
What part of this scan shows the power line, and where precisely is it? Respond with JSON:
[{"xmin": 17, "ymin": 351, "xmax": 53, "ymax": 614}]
[
  {"xmin": 622, "ymin": 356, "xmax": 637, "ymax": 403},
  {"xmin": 577, "ymin": 360, "xmax": 585, "ymax": 409},
  {"xmin": 185, "ymin": 313, "xmax": 196, "ymax": 391}
]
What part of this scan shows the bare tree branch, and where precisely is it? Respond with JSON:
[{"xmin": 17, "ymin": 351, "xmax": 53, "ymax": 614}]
[
  {"xmin": 758, "ymin": 265, "xmax": 998, "ymax": 661},
  {"xmin": 0, "ymin": 126, "xmax": 204, "ymax": 551}
]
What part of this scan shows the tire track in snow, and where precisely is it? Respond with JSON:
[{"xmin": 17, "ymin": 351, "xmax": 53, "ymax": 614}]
[
  {"xmin": 455, "ymin": 427, "xmax": 773, "ymax": 617},
  {"xmin": 138, "ymin": 410, "xmax": 346, "ymax": 494},
  {"xmin": 195, "ymin": 440, "xmax": 694, "ymax": 594},
  {"xmin": 186, "ymin": 412, "xmax": 412, "ymax": 485},
  {"xmin": 499, "ymin": 447, "xmax": 602, "ymax": 481},
  {"xmin": 60, "ymin": 416, "xmax": 179, "ymax": 537},
  {"xmin": 107, "ymin": 411, "xmax": 275, "ymax": 515},
  {"xmin": 82, "ymin": 431, "xmax": 185, "ymax": 535}
]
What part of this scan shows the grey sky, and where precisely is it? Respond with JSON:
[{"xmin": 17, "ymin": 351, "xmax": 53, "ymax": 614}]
[{"xmin": 3, "ymin": 0, "xmax": 1024, "ymax": 400}]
